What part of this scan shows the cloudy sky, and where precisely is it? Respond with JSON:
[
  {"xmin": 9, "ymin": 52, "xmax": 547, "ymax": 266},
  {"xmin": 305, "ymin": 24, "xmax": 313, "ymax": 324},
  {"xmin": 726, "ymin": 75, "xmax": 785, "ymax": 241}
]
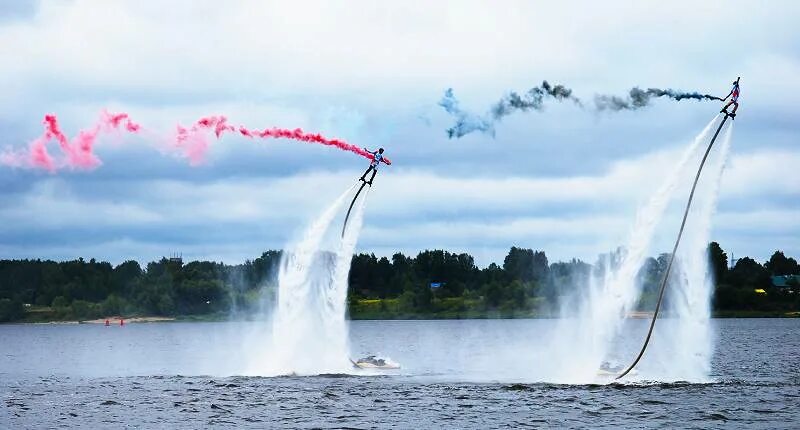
[{"xmin": 0, "ymin": 0, "xmax": 798, "ymax": 267}]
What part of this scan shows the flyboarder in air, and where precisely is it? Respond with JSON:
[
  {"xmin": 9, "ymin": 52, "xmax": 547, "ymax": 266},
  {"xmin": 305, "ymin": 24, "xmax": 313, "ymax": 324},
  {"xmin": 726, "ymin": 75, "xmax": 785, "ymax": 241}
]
[
  {"xmin": 720, "ymin": 77, "xmax": 740, "ymax": 119},
  {"xmin": 343, "ymin": 147, "xmax": 391, "ymax": 237},
  {"xmin": 359, "ymin": 147, "xmax": 390, "ymax": 186}
]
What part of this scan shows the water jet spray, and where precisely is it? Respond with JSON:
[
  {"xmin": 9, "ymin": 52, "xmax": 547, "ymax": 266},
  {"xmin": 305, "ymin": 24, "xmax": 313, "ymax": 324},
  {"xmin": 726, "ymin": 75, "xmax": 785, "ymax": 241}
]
[{"xmin": 616, "ymin": 110, "xmax": 735, "ymax": 380}]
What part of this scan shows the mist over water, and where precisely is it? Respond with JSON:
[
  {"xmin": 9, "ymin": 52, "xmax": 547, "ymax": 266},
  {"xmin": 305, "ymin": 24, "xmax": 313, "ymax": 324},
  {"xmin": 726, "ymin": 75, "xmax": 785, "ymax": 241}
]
[
  {"xmin": 247, "ymin": 183, "xmax": 369, "ymax": 376},
  {"xmin": 646, "ymin": 121, "xmax": 733, "ymax": 381},
  {"xmin": 538, "ymin": 115, "xmax": 726, "ymax": 383}
]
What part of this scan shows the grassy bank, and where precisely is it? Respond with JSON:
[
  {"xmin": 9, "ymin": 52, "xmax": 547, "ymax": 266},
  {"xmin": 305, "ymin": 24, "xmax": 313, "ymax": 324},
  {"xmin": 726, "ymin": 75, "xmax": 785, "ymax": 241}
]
[{"xmin": 347, "ymin": 297, "xmax": 544, "ymax": 320}]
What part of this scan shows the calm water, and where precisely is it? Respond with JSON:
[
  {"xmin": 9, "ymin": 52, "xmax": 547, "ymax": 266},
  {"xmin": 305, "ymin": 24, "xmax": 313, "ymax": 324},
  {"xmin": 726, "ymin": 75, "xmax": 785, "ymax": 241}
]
[{"xmin": 1, "ymin": 319, "xmax": 798, "ymax": 428}]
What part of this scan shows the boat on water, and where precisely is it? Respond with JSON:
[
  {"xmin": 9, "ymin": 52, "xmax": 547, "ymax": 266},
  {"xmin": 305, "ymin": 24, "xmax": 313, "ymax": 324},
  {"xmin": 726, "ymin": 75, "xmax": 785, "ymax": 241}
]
[{"xmin": 350, "ymin": 355, "xmax": 400, "ymax": 370}]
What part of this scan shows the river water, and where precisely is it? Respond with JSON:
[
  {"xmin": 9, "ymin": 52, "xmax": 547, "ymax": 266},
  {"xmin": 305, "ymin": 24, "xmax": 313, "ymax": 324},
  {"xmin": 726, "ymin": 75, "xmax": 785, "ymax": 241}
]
[{"xmin": 1, "ymin": 318, "xmax": 798, "ymax": 428}]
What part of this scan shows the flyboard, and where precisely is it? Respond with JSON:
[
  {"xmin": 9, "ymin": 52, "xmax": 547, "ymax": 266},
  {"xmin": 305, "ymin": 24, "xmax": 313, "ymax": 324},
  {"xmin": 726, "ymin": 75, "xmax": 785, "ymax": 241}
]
[
  {"xmin": 342, "ymin": 180, "xmax": 371, "ymax": 238},
  {"xmin": 615, "ymin": 110, "xmax": 734, "ymax": 380}
]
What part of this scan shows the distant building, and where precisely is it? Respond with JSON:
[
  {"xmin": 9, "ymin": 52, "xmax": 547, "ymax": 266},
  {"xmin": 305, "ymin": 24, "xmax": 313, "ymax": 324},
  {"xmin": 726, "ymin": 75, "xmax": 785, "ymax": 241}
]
[
  {"xmin": 771, "ymin": 275, "xmax": 800, "ymax": 288},
  {"xmin": 168, "ymin": 252, "xmax": 183, "ymax": 265}
]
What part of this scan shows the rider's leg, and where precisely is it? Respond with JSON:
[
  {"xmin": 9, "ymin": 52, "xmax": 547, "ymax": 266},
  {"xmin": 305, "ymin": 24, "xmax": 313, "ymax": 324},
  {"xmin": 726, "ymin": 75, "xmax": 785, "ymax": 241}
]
[{"xmin": 360, "ymin": 166, "xmax": 374, "ymax": 182}]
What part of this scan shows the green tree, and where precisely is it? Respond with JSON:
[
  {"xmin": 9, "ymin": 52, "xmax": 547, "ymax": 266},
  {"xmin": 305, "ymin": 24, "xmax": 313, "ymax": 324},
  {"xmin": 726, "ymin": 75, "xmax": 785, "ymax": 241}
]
[
  {"xmin": 504, "ymin": 247, "xmax": 549, "ymax": 283},
  {"xmin": 404, "ymin": 282, "xmax": 433, "ymax": 312},
  {"xmin": 112, "ymin": 260, "xmax": 143, "ymax": 296},
  {"xmin": 549, "ymin": 258, "xmax": 591, "ymax": 299},
  {"xmin": 0, "ymin": 298, "xmax": 24, "ymax": 322},
  {"xmin": 398, "ymin": 290, "xmax": 416, "ymax": 313},
  {"xmin": 51, "ymin": 296, "xmax": 69, "ymax": 309},
  {"xmin": 729, "ymin": 257, "xmax": 770, "ymax": 289},
  {"xmin": 70, "ymin": 300, "xmax": 99, "ymax": 320},
  {"xmin": 506, "ymin": 280, "xmax": 526, "ymax": 309},
  {"xmin": 708, "ymin": 242, "xmax": 728, "ymax": 285},
  {"xmin": 765, "ymin": 251, "xmax": 799, "ymax": 276},
  {"xmin": 483, "ymin": 282, "xmax": 503, "ymax": 308},
  {"xmin": 101, "ymin": 294, "xmax": 127, "ymax": 316},
  {"xmin": 157, "ymin": 294, "xmax": 176, "ymax": 316}
]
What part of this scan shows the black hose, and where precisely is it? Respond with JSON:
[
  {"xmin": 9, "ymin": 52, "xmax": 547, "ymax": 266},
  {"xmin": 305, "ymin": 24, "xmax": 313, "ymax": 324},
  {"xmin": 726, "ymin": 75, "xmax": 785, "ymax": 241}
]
[
  {"xmin": 342, "ymin": 181, "xmax": 368, "ymax": 237},
  {"xmin": 616, "ymin": 114, "xmax": 730, "ymax": 380}
]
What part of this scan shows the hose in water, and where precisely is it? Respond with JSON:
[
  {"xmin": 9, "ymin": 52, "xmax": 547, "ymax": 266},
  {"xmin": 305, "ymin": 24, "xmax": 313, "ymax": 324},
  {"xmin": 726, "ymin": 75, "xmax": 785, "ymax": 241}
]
[{"xmin": 616, "ymin": 114, "xmax": 730, "ymax": 380}]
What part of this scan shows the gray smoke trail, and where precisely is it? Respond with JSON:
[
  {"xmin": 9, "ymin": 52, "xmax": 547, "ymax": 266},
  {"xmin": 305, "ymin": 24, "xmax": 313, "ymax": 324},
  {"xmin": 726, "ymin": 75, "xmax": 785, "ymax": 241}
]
[
  {"xmin": 595, "ymin": 88, "xmax": 722, "ymax": 111},
  {"xmin": 439, "ymin": 81, "xmax": 579, "ymax": 139},
  {"xmin": 491, "ymin": 81, "xmax": 582, "ymax": 119},
  {"xmin": 440, "ymin": 82, "xmax": 723, "ymax": 138}
]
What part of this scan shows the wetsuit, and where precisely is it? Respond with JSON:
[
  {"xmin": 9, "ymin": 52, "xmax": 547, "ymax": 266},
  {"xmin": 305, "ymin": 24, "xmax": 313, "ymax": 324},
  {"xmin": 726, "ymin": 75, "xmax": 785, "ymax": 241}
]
[
  {"xmin": 722, "ymin": 82, "xmax": 740, "ymax": 115},
  {"xmin": 360, "ymin": 151, "xmax": 385, "ymax": 184}
]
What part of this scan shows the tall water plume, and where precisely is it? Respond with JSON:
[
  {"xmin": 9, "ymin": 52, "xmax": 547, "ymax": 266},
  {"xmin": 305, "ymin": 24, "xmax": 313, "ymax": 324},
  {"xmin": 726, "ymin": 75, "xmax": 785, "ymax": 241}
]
[
  {"xmin": 250, "ymin": 184, "xmax": 369, "ymax": 375},
  {"xmin": 546, "ymin": 116, "xmax": 723, "ymax": 383},
  {"xmin": 643, "ymin": 121, "xmax": 733, "ymax": 381}
]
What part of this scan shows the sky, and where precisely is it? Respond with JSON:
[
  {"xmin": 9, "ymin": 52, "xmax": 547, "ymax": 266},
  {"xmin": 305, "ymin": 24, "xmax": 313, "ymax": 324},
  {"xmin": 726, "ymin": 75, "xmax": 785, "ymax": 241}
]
[{"xmin": 0, "ymin": 0, "xmax": 798, "ymax": 267}]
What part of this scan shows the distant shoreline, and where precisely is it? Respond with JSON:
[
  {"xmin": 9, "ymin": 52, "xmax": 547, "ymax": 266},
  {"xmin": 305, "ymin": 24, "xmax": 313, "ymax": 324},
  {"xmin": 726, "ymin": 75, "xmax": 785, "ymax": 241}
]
[
  {"xmin": 347, "ymin": 311, "xmax": 800, "ymax": 320},
  {"xmin": 4, "ymin": 310, "xmax": 798, "ymax": 325},
  {"xmin": 3, "ymin": 247, "xmax": 796, "ymax": 326},
  {"xmin": 24, "ymin": 316, "xmax": 176, "ymax": 325}
]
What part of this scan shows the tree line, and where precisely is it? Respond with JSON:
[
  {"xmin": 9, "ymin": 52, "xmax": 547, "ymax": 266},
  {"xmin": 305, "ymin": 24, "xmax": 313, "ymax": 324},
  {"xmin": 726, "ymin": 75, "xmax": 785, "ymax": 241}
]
[{"xmin": 0, "ymin": 243, "xmax": 797, "ymax": 322}]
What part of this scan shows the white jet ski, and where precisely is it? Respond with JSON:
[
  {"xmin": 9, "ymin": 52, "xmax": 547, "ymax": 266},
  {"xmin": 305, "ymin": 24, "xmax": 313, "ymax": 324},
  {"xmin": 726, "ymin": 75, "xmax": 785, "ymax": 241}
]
[
  {"xmin": 596, "ymin": 361, "xmax": 638, "ymax": 378},
  {"xmin": 350, "ymin": 355, "xmax": 400, "ymax": 370}
]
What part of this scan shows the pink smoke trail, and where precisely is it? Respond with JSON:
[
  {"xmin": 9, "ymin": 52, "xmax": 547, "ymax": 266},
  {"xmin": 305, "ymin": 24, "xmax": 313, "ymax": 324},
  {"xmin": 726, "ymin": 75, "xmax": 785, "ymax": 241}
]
[
  {"xmin": 173, "ymin": 115, "xmax": 392, "ymax": 165},
  {"xmin": 3, "ymin": 112, "xmax": 390, "ymax": 172},
  {"xmin": 1, "ymin": 111, "xmax": 141, "ymax": 172}
]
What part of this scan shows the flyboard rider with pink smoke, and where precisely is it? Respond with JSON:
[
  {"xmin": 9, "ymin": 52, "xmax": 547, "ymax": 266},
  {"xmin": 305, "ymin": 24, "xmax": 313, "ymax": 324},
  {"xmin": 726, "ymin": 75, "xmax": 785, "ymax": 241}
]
[
  {"xmin": 359, "ymin": 147, "xmax": 390, "ymax": 186},
  {"xmin": 720, "ymin": 77, "xmax": 740, "ymax": 118},
  {"xmin": 342, "ymin": 147, "xmax": 391, "ymax": 237}
]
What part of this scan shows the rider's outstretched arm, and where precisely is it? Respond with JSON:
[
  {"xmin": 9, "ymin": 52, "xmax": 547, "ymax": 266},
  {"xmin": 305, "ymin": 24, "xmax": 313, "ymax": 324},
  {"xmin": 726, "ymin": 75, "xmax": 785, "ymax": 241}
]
[{"xmin": 722, "ymin": 88, "xmax": 733, "ymax": 102}]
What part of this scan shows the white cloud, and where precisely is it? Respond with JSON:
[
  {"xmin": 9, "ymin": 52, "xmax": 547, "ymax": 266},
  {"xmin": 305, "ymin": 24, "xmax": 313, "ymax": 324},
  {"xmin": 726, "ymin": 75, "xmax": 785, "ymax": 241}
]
[
  {"xmin": 1, "ymin": 0, "xmax": 798, "ymax": 110},
  {"xmin": 721, "ymin": 149, "xmax": 800, "ymax": 196},
  {"xmin": 0, "ymin": 0, "xmax": 798, "ymax": 266}
]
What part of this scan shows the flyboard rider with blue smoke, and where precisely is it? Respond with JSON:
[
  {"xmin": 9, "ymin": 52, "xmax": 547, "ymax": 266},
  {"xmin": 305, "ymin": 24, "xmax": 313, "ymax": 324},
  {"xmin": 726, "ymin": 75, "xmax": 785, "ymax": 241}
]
[
  {"xmin": 720, "ymin": 77, "xmax": 741, "ymax": 118},
  {"xmin": 616, "ymin": 76, "xmax": 742, "ymax": 380},
  {"xmin": 359, "ymin": 147, "xmax": 390, "ymax": 185}
]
